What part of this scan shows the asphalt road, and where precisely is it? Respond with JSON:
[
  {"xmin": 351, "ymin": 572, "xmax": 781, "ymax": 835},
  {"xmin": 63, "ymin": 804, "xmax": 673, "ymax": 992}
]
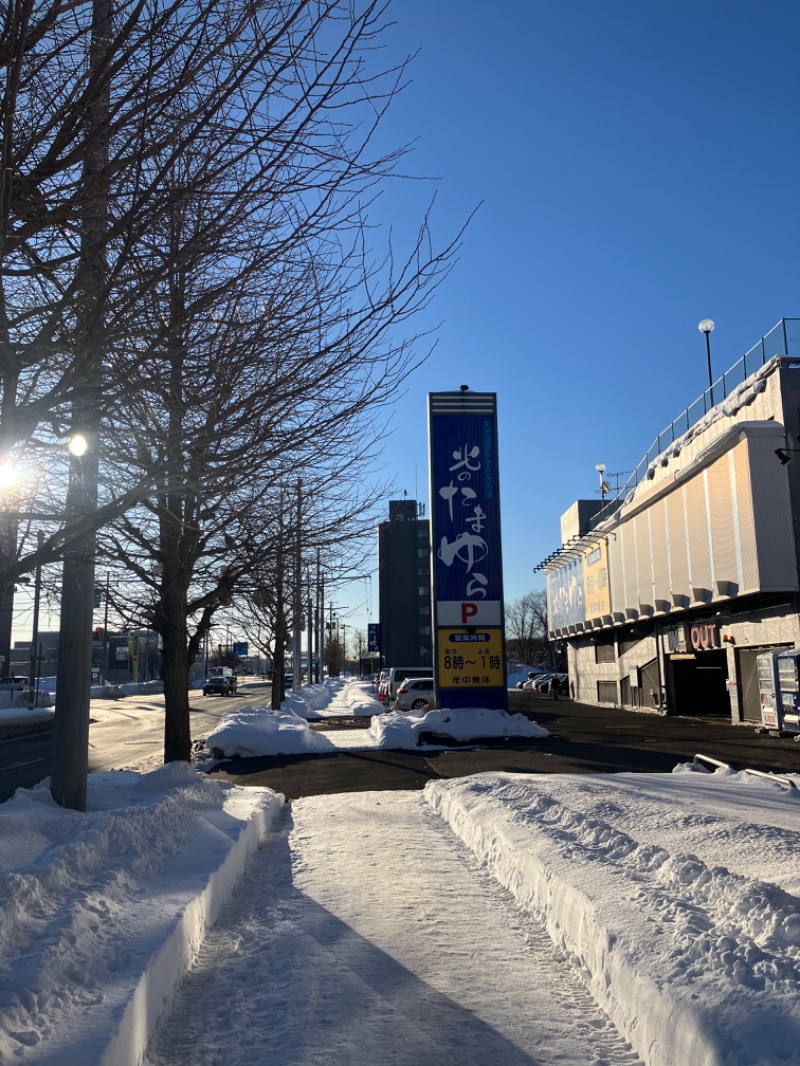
[
  {"xmin": 4, "ymin": 683, "xmax": 800, "ymax": 804},
  {"xmin": 0, "ymin": 681, "xmax": 271, "ymax": 802},
  {"xmin": 209, "ymin": 688, "xmax": 800, "ymax": 799}
]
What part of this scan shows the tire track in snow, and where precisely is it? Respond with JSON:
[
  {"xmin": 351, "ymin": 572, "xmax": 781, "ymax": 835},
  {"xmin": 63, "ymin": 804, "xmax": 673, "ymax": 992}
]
[{"xmin": 147, "ymin": 792, "xmax": 641, "ymax": 1066}]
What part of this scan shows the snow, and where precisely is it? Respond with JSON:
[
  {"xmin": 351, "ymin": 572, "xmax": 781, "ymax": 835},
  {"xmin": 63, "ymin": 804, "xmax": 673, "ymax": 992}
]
[
  {"xmin": 605, "ymin": 355, "xmax": 780, "ymax": 521},
  {"xmin": 3, "ymin": 680, "xmax": 800, "ymax": 1064},
  {"xmin": 203, "ymin": 679, "xmax": 549, "ymax": 757}
]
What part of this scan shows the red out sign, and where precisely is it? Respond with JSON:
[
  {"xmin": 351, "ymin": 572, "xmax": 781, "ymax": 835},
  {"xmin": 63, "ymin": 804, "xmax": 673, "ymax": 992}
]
[{"xmin": 690, "ymin": 622, "xmax": 719, "ymax": 651}]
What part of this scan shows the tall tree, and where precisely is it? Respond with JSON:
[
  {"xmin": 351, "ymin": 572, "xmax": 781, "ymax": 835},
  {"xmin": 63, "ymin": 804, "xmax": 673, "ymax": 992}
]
[{"xmin": 506, "ymin": 590, "xmax": 550, "ymax": 667}]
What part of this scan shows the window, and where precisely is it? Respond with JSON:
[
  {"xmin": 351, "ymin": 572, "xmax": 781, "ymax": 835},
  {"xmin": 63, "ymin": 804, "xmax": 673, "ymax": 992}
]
[
  {"xmin": 417, "ymin": 527, "xmax": 427, "ymax": 539},
  {"xmin": 419, "ymin": 605, "xmax": 430, "ymax": 615},
  {"xmin": 420, "ymin": 626, "xmax": 431, "ymax": 636},
  {"xmin": 595, "ymin": 641, "xmax": 616, "ymax": 664},
  {"xmin": 418, "ymin": 567, "xmax": 429, "ymax": 577},
  {"xmin": 597, "ymin": 680, "xmax": 617, "ymax": 703},
  {"xmin": 419, "ymin": 586, "xmax": 427, "ymax": 596},
  {"xmin": 418, "ymin": 547, "xmax": 428, "ymax": 558}
]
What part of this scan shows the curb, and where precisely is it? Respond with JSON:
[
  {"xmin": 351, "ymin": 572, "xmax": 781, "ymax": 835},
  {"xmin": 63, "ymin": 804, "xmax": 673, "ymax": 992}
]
[{"xmin": 99, "ymin": 790, "xmax": 285, "ymax": 1066}]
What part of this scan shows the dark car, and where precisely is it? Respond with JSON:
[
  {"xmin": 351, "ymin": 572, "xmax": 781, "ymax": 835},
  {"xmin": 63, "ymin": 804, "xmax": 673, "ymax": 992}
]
[{"xmin": 202, "ymin": 676, "xmax": 234, "ymax": 696}]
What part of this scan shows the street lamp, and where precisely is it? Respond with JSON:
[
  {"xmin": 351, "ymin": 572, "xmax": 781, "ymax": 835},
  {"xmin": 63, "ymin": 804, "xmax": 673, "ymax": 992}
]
[
  {"xmin": 596, "ymin": 462, "xmax": 608, "ymax": 505},
  {"xmin": 698, "ymin": 319, "xmax": 715, "ymax": 402},
  {"xmin": 68, "ymin": 433, "xmax": 89, "ymax": 457}
]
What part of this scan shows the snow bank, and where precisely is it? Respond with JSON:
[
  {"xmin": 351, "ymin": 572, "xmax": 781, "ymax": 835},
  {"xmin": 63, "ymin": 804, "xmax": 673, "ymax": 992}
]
[
  {"xmin": 205, "ymin": 705, "xmax": 339, "ymax": 757},
  {"xmin": 425, "ymin": 770, "xmax": 800, "ymax": 1066},
  {"xmin": 204, "ymin": 680, "xmax": 549, "ymax": 758},
  {"xmin": 0, "ymin": 764, "xmax": 283, "ymax": 1066},
  {"xmin": 368, "ymin": 707, "xmax": 549, "ymax": 747},
  {"xmin": 282, "ymin": 680, "xmax": 339, "ymax": 718}
]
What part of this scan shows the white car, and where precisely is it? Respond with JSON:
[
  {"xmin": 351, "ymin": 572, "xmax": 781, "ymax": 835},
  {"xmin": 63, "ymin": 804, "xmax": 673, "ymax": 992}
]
[
  {"xmin": 0, "ymin": 676, "xmax": 29, "ymax": 691},
  {"xmin": 394, "ymin": 677, "xmax": 434, "ymax": 713}
]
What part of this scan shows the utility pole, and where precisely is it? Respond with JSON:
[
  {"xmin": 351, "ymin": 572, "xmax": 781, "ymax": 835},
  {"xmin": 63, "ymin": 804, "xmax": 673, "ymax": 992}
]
[
  {"xmin": 317, "ymin": 560, "xmax": 324, "ymax": 682},
  {"xmin": 27, "ymin": 532, "xmax": 43, "ymax": 711},
  {"xmin": 292, "ymin": 478, "xmax": 302, "ymax": 686},
  {"xmin": 307, "ymin": 584, "xmax": 313, "ymax": 688},
  {"xmin": 102, "ymin": 571, "xmax": 109, "ymax": 682}
]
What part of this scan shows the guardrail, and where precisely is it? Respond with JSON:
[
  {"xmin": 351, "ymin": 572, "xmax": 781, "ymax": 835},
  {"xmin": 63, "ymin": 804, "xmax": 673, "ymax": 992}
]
[
  {"xmin": 590, "ymin": 319, "xmax": 800, "ymax": 531},
  {"xmin": 692, "ymin": 752, "xmax": 798, "ymax": 791}
]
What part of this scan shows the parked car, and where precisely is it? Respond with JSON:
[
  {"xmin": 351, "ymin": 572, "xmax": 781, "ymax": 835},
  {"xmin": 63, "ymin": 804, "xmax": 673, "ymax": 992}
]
[
  {"xmin": 519, "ymin": 670, "xmax": 548, "ymax": 690},
  {"xmin": 383, "ymin": 666, "xmax": 435, "ymax": 704},
  {"xmin": 394, "ymin": 677, "xmax": 435, "ymax": 713},
  {"xmin": 0, "ymin": 676, "xmax": 28, "ymax": 691},
  {"xmin": 531, "ymin": 673, "xmax": 554, "ymax": 691},
  {"xmin": 553, "ymin": 673, "xmax": 570, "ymax": 695}
]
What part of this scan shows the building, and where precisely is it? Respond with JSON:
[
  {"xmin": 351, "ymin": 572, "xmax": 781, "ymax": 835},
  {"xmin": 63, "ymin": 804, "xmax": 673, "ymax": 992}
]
[
  {"xmin": 13, "ymin": 628, "xmax": 162, "ymax": 685},
  {"xmin": 377, "ymin": 499, "xmax": 433, "ymax": 667},
  {"xmin": 540, "ymin": 318, "xmax": 800, "ymax": 723}
]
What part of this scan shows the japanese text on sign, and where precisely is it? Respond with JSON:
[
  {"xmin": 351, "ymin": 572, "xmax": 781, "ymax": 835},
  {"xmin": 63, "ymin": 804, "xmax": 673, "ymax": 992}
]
[{"xmin": 437, "ymin": 628, "xmax": 504, "ymax": 687}]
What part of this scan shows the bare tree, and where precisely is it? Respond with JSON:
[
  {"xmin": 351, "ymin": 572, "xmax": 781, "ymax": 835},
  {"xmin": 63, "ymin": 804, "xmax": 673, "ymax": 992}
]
[
  {"xmin": 95, "ymin": 0, "xmax": 462, "ymax": 761},
  {"xmin": 505, "ymin": 590, "xmax": 550, "ymax": 667},
  {"xmin": 5, "ymin": 0, "xmax": 466, "ymax": 766}
]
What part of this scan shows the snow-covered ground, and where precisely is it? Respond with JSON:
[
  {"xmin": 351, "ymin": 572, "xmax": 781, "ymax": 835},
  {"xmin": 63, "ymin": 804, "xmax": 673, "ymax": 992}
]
[
  {"xmin": 203, "ymin": 679, "xmax": 549, "ymax": 758},
  {"xmin": 2, "ymin": 679, "xmax": 800, "ymax": 1065}
]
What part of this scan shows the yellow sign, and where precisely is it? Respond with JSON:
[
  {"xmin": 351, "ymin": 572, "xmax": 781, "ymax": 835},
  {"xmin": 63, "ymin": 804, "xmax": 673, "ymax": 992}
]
[
  {"xmin": 583, "ymin": 538, "xmax": 611, "ymax": 620},
  {"xmin": 437, "ymin": 627, "xmax": 505, "ymax": 688}
]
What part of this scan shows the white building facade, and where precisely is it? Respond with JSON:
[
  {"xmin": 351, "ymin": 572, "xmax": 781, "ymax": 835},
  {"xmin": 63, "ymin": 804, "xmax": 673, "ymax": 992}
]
[{"xmin": 543, "ymin": 320, "xmax": 800, "ymax": 723}]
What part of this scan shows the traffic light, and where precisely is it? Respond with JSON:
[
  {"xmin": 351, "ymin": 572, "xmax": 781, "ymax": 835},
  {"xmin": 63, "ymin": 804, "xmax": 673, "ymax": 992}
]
[{"xmin": 94, "ymin": 627, "xmax": 103, "ymax": 640}]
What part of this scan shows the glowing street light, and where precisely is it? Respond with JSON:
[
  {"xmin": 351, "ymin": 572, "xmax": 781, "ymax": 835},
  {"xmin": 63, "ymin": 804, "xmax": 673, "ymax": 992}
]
[
  {"xmin": 0, "ymin": 461, "xmax": 18, "ymax": 491},
  {"xmin": 68, "ymin": 434, "xmax": 89, "ymax": 457}
]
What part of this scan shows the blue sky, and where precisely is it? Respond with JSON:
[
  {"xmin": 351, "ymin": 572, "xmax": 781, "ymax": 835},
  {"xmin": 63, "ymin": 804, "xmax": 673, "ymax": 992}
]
[
  {"xmin": 14, "ymin": 2, "xmax": 800, "ymax": 653},
  {"xmin": 335, "ymin": 0, "xmax": 800, "ymax": 638}
]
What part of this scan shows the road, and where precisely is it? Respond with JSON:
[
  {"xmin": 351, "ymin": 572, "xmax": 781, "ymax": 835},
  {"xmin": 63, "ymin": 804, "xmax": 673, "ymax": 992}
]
[
  {"xmin": 5, "ymin": 682, "xmax": 800, "ymax": 804},
  {"xmin": 0, "ymin": 680, "xmax": 272, "ymax": 802},
  {"xmin": 211, "ymin": 688, "xmax": 800, "ymax": 797}
]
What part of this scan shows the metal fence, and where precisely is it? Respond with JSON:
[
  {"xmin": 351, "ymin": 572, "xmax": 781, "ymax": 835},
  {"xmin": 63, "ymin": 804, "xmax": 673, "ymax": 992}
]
[{"xmin": 589, "ymin": 318, "xmax": 800, "ymax": 530}]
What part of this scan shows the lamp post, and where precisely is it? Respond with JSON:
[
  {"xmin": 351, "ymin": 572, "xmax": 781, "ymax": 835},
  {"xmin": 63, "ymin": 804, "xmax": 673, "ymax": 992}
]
[
  {"xmin": 51, "ymin": 430, "xmax": 99, "ymax": 811},
  {"xmin": 595, "ymin": 462, "xmax": 607, "ymax": 505},
  {"xmin": 699, "ymin": 319, "xmax": 715, "ymax": 402}
]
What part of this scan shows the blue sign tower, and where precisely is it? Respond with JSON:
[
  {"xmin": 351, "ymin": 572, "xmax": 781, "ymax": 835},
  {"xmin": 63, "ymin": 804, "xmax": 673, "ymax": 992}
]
[{"xmin": 428, "ymin": 391, "xmax": 507, "ymax": 710}]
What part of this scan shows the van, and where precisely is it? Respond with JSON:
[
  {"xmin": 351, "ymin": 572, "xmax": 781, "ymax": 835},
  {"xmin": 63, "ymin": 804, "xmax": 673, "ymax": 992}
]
[{"xmin": 385, "ymin": 666, "xmax": 434, "ymax": 702}]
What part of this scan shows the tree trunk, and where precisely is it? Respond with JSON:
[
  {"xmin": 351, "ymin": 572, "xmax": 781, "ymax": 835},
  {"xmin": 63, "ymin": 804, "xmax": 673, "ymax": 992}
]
[{"xmin": 161, "ymin": 578, "xmax": 191, "ymax": 762}]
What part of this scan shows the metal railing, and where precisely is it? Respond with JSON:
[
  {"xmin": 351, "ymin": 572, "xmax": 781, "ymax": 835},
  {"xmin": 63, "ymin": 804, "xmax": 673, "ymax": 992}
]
[
  {"xmin": 692, "ymin": 752, "xmax": 799, "ymax": 791},
  {"xmin": 590, "ymin": 319, "xmax": 800, "ymax": 530}
]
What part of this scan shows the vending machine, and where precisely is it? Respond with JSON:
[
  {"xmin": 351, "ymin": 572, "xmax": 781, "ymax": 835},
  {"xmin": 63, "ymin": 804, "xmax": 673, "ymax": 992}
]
[{"xmin": 756, "ymin": 650, "xmax": 800, "ymax": 734}]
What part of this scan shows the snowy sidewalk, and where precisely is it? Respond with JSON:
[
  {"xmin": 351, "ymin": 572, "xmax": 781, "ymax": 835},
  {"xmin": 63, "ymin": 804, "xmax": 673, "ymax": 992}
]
[{"xmin": 146, "ymin": 792, "xmax": 641, "ymax": 1066}]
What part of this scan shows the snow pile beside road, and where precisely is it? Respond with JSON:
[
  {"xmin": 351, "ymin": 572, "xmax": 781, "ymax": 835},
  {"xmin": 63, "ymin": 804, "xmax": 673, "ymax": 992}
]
[
  {"xmin": 205, "ymin": 705, "xmax": 339, "ymax": 757},
  {"xmin": 343, "ymin": 680, "xmax": 381, "ymax": 716},
  {"xmin": 205, "ymin": 681, "xmax": 549, "ymax": 758},
  {"xmin": 425, "ymin": 769, "xmax": 800, "ymax": 1066},
  {"xmin": 282, "ymin": 678, "xmax": 378, "ymax": 719},
  {"xmin": 0, "ymin": 763, "xmax": 282, "ymax": 1066},
  {"xmin": 0, "ymin": 690, "xmax": 53, "ymax": 709},
  {"xmin": 283, "ymin": 681, "xmax": 337, "ymax": 718},
  {"xmin": 368, "ymin": 707, "xmax": 549, "ymax": 747}
]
